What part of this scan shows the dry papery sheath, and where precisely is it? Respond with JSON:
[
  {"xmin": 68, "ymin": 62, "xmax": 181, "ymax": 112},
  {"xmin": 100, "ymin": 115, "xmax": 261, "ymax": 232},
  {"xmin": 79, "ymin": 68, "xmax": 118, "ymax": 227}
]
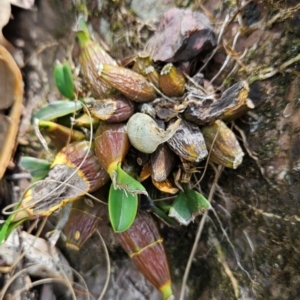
[
  {"xmin": 159, "ymin": 63, "xmax": 186, "ymax": 97},
  {"xmin": 167, "ymin": 119, "xmax": 208, "ymax": 163},
  {"xmin": 155, "ymin": 101, "xmax": 179, "ymax": 122},
  {"xmin": 151, "ymin": 144, "xmax": 177, "ymax": 182},
  {"xmin": 152, "ymin": 178, "xmax": 179, "ymax": 195},
  {"xmin": 184, "ymin": 81, "xmax": 254, "ymax": 125},
  {"xmin": 132, "ymin": 52, "xmax": 160, "ymax": 87},
  {"xmin": 202, "ymin": 120, "xmax": 244, "ymax": 169},
  {"xmin": 17, "ymin": 141, "xmax": 109, "ymax": 218}
]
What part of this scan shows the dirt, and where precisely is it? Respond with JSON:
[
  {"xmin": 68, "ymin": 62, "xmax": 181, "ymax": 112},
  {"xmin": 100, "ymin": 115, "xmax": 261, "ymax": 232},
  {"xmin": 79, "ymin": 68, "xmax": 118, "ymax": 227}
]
[{"xmin": 1, "ymin": 0, "xmax": 300, "ymax": 300}]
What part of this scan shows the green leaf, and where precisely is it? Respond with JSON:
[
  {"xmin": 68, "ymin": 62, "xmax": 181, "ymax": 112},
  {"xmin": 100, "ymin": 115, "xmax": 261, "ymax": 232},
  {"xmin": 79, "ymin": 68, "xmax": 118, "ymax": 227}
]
[
  {"xmin": 169, "ymin": 189, "xmax": 211, "ymax": 225},
  {"xmin": 6, "ymin": 219, "xmax": 26, "ymax": 239},
  {"xmin": 152, "ymin": 205, "xmax": 179, "ymax": 226},
  {"xmin": 169, "ymin": 191, "xmax": 192, "ymax": 225},
  {"xmin": 54, "ymin": 61, "xmax": 75, "ymax": 100},
  {"xmin": 156, "ymin": 200, "xmax": 171, "ymax": 212},
  {"xmin": 62, "ymin": 61, "xmax": 75, "ymax": 100},
  {"xmin": 32, "ymin": 101, "xmax": 83, "ymax": 121},
  {"xmin": 108, "ymin": 184, "xmax": 138, "ymax": 232},
  {"xmin": 20, "ymin": 157, "xmax": 51, "ymax": 181},
  {"xmin": 111, "ymin": 164, "xmax": 147, "ymax": 195},
  {"xmin": 0, "ymin": 202, "xmax": 26, "ymax": 245},
  {"xmin": 185, "ymin": 189, "xmax": 211, "ymax": 217},
  {"xmin": 0, "ymin": 215, "xmax": 14, "ymax": 245}
]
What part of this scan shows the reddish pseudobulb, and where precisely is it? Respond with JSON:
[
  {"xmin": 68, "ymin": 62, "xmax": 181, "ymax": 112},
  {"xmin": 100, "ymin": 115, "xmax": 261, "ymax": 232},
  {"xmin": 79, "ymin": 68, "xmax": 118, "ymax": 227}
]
[
  {"xmin": 116, "ymin": 211, "xmax": 173, "ymax": 300},
  {"xmin": 94, "ymin": 122, "xmax": 130, "ymax": 176}
]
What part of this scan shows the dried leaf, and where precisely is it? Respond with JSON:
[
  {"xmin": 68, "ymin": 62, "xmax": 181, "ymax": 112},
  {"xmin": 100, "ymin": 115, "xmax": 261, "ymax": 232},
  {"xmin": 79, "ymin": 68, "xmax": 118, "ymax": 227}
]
[
  {"xmin": 0, "ymin": 45, "xmax": 23, "ymax": 179},
  {"xmin": 152, "ymin": 178, "xmax": 179, "ymax": 194},
  {"xmin": 146, "ymin": 8, "xmax": 217, "ymax": 63},
  {"xmin": 167, "ymin": 119, "xmax": 208, "ymax": 163},
  {"xmin": 184, "ymin": 81, "xmax": 254, "ymax": 125},
  {"xmin": 151, "ymin": 144, "xmax": 176, "ymax": 182},
  {"xmin": 0, "ymin": 229, "xmax": 19, "ymax": 267},
  {"xmin": 21, "ymin": 231, "xmax": 73, "ymax": 281}
]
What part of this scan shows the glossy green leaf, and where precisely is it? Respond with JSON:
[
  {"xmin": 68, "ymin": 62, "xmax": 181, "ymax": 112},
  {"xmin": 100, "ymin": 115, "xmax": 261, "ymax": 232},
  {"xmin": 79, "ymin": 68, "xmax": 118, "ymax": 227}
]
[
  {"xmin": 111, "ymin": 164, "xmax": 147, "ymax": 195},
  {"xmin": 0, "ymin": 203, "xmax": 26, "ymax": 245},
  {"xmin": 5, "ymin": 219, "xmax": 26, "ymax": 241},
  {"xmin": 0, "ymin": 214, "xmax": 14, "ymax": 245},
  {"xmin": 62, "ymin": 61, "xmax": 75, "ymax": 100},
  {"xmin": 185, "ymin": 189, "xmax": 211, "ymax": 217},
  {"xmin": 169, "ymin": 191, "xmax": 192, "ymax": 225},
  {"xmin": 54, "ymin": 61, "xmax": 75, "ymax": 100},
  {"xmin": 20, "ymin": 157, "xmax": 51, "ymax": 181},
  {"xmin": 169, "ymin": 189, "xmax": 211, "ymax": 225},
  {"xmin": 108, "ymin": 184, "xmax": 138, "ymax": 232},
  {"xmin": 32, "ymin": 101, "xmax": 83, "ymax": 121}
]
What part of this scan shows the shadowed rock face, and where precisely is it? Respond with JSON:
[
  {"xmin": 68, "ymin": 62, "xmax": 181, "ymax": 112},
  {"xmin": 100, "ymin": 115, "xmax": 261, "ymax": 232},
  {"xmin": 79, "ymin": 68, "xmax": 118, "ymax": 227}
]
[{"xmin": 2, "ymin": 0, "xmax": 300, "ymax": 299}]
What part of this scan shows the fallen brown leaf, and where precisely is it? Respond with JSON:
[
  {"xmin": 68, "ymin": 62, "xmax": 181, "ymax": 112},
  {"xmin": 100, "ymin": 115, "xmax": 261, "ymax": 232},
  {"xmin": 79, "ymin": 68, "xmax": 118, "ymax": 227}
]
[
  {"xmin": 146, "ymin": 8, "xmax": 217, "ymax": 63},
  {"xmin": 0, "ymin": 44, "xmax": 23, "ymax": 179}
]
